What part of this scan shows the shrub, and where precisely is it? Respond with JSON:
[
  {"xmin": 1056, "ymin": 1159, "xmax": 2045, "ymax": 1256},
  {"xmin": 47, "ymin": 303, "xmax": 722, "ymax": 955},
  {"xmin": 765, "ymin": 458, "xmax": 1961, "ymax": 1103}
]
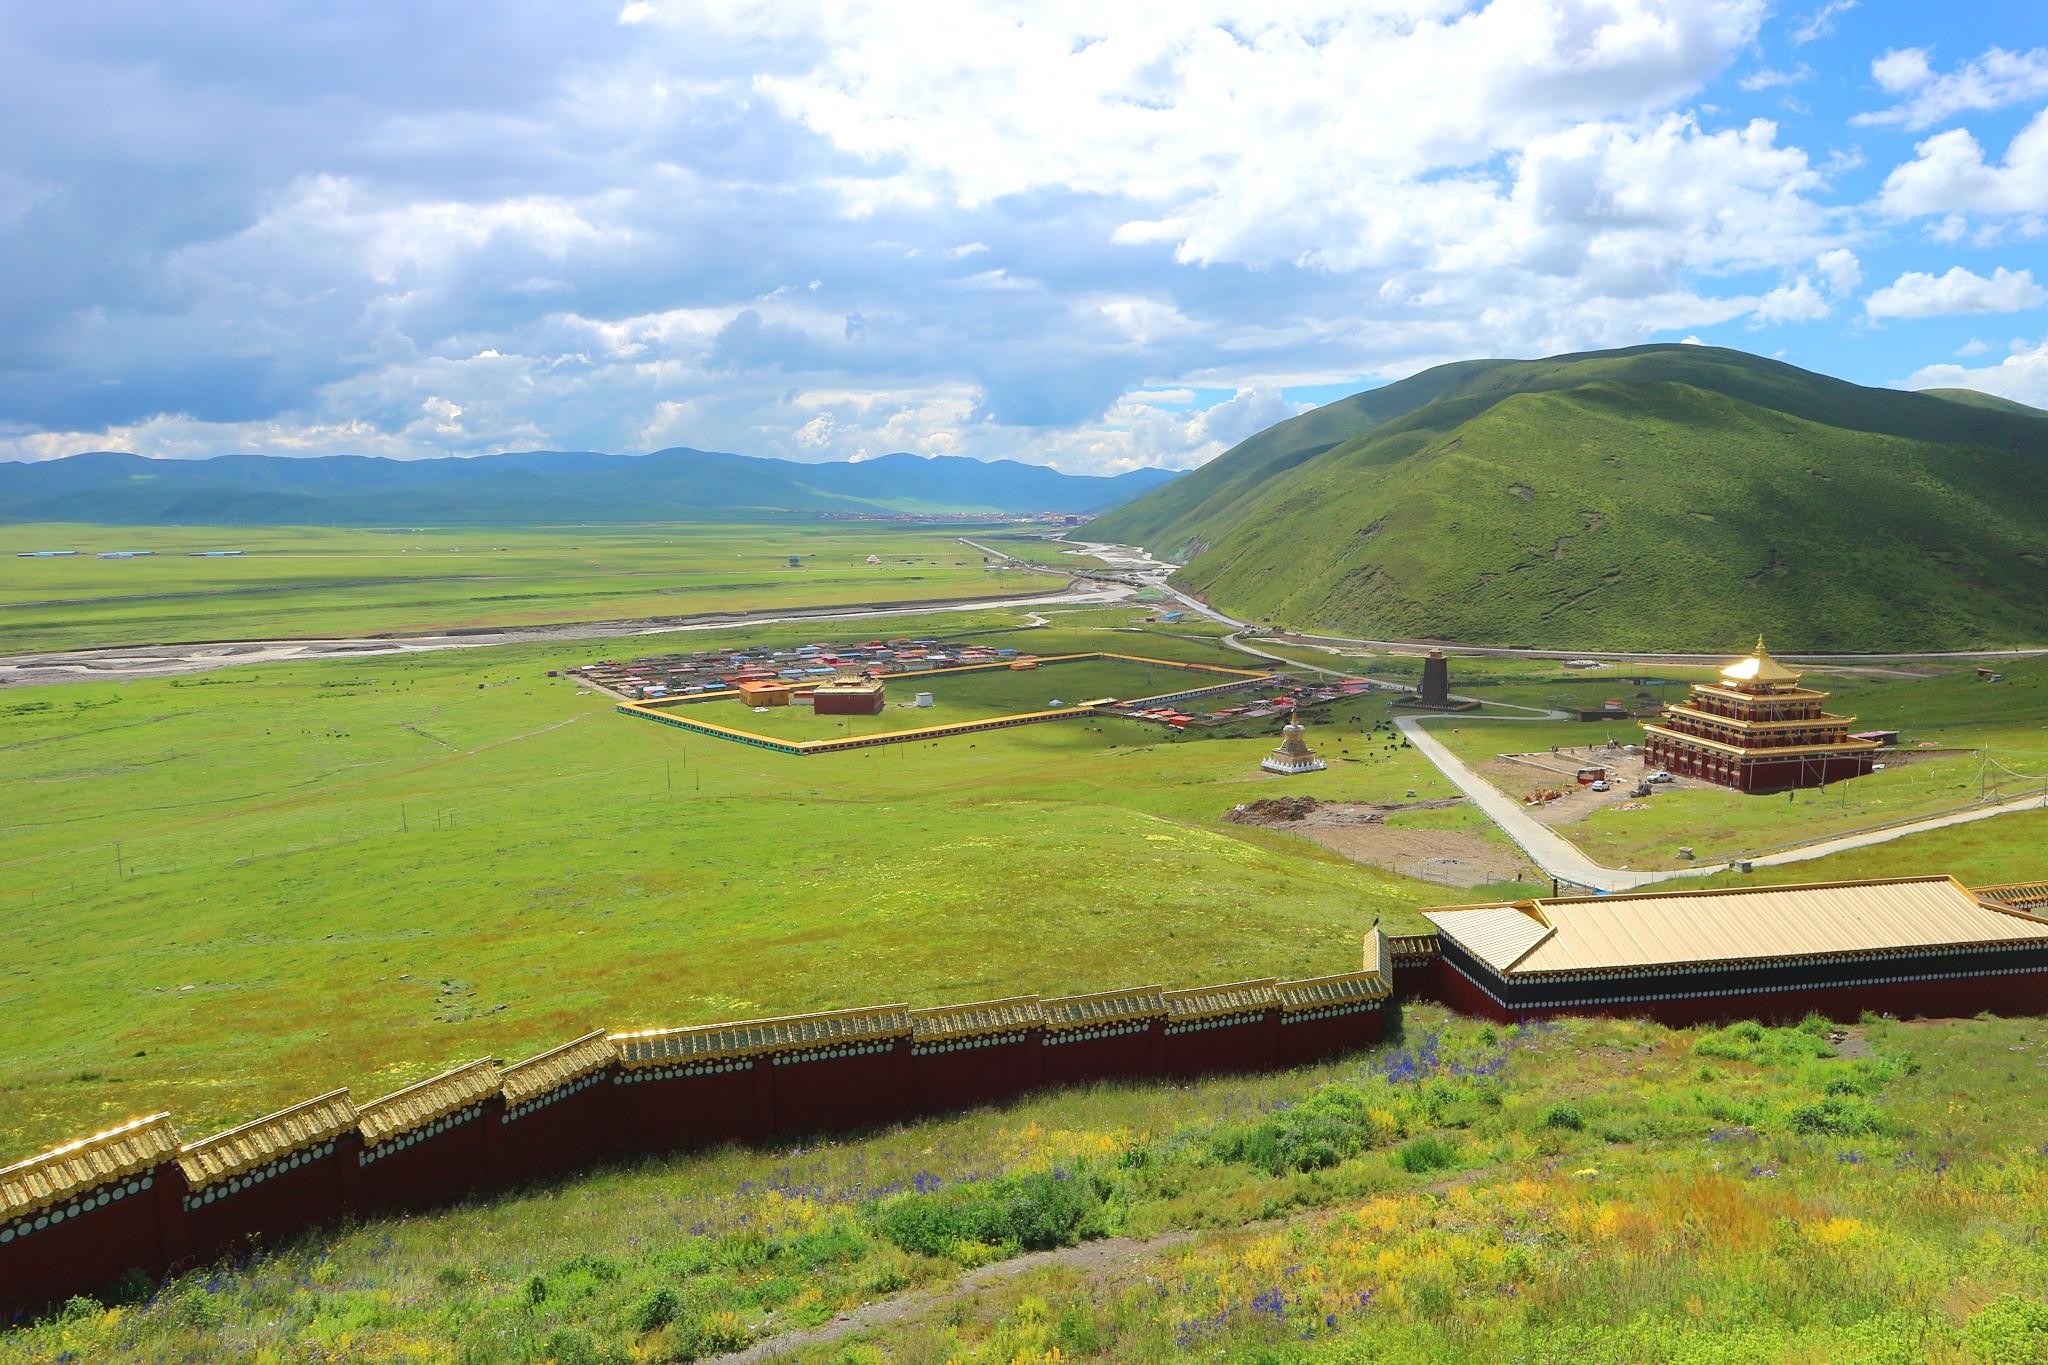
[
  {"xmin": 1392, "ymin": 1135, "xmax": 1459, "ymax": 1174},
  {"xmin": 630, "ymin": 1286, "xmax": 680, "ymax": 1334},
  {"xmin": 1541, "ymin": 1103, "xmax": 1586, "ymax": 1131},
  {"xmin": 1210, "ymin": 1084, "xmax": 1401, "ymax": 1176},
  {"xmin": 1963, "ymin": 1293, "xmax": 2048, "ymax": 1365},
  {"xmin": 872, "ymin": 1170, "xmax": 1104, "ymax": 1260},
  {"xmin": 788, "ymin": 1223, "xmax": 869, "ymax": 1269},
  {"xmin": 1787, "ymin": 1096, "xmax": 1888, "ymax": 1137}
]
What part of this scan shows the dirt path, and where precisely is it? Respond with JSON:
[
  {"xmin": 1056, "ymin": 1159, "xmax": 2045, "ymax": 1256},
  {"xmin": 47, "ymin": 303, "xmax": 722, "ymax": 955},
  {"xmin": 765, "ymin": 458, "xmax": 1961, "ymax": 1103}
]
[
  {"xmin": 711, "ymin": 1170, "xmax": 1482, "ymax": 1362},
  {"xmin": 712, "ymin": 1229, "xmax": 1202, "ymax": 1362}
]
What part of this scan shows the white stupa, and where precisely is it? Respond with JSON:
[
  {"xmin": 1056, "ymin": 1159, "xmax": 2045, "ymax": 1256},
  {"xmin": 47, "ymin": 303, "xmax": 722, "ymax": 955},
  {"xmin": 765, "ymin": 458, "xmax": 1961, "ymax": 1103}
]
[{"xmin": 1261, "ymin": 718, "xmax": 1327, "ymax": 775}]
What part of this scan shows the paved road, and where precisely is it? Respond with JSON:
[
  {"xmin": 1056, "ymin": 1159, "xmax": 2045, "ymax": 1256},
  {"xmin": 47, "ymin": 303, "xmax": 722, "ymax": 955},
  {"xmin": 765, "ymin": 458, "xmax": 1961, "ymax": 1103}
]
[
  {"xmin": 1394, "ymin": 712, "xmax": 2048, "ymax": 893},
  {"xmin": 1061, "ymin": 536, "xmax": 2047, "ymax": 665}
]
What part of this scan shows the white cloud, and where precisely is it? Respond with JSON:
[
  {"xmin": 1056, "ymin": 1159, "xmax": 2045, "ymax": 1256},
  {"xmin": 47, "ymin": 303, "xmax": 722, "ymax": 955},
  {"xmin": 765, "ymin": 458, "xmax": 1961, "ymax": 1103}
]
[
  {"xmin": 1876, "ymin": 108, "xmax": 2048, "ymax": 222},
  {"xmin": 1956, "ymin": 338, "xmax": 1991, "ymax": 356},
  {"xmin": 1790, "ymin": 0, "xmax": 1854, "ymax": 45},
  {"xmin": 1753, "ymin": 274, "xmax": 1828, "ymax": 325},
  {"xmin": 1905, "ymin": 337, "xmax": 2048, "ymax": 407},
  {"xmin": 1870, "ymin": 46, "xmax": 1932, "ymax": 95},
  {"xmin": 1815, "ymin": 247, "xmax": 1861, "ymax": 296},
  {"xmin": 1739, "ymin": 64, "xmax": 1810, "ymax": 92},
  {"xmin": 1865, "ymin": 266, "xmax": 2048, "ymax": 320},
  {"xmin": 1856, "ymin": 46, "xmax": 2048, "ymax": 130}
]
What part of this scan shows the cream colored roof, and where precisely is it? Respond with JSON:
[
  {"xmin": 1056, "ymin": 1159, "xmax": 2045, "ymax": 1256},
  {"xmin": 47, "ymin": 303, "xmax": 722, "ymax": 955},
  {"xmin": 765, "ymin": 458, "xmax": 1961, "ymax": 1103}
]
[
  {"xmin": 911, "ymin": 997, "xmax": 1044, "ymax": 1041},
  {"xmin": 1276, "ymin": 970, "xmax": 1390, "ymax": 1012},
  {"xmin": 613, "ymin": 1004, "xmax": 912, "ymax": 1067},
  {"xmin": 1425, "ymin": 876, "xmax": 2048, "ymax": 978},
  {"xmin": 1719, "ymin": 636, "xmax": 1803, "ymax": 686},
  {"xmin": 502, "ymin": 1031, "xmax": 616, "ymax": 1106},
  {"xmin": 1041, "ymin": 985, "xmax": 1166, "ymax": 1031},
  {"xmin": 1977, "ymin": 881, "xmax": 2048, "ymax": 912},
  {"xmin": 1, "ymin": 1113, "xmax": 180, "ymax": 1220},
  {"xmin": 1164, "ymin": 979, "xmax": 1276, "ymax": 1021},
  {"xmin": 358, "ymin": 1060, "xmax": 500, "ymax": 1146},
  {"xmin": 180, "ymin": 1090, "xmax": 357, "ymax": 1189}
]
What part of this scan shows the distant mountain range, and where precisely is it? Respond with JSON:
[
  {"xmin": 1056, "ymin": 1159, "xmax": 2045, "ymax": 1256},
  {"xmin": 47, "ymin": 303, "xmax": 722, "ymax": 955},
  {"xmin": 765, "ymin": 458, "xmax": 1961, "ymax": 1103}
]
[
  {"xmin": 0, "ymin": 448, "xmax": 1180, "ymax": 525},
  {"xmin": 1089, "ymin": 344, "xmax": 2048, "ymax": 651}
]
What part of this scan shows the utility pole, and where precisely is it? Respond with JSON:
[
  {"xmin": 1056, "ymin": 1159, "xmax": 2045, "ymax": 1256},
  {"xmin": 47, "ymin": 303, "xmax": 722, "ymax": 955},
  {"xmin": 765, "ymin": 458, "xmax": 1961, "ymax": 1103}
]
[
  {"xmin": 666, "ymin": 759, "xmax": 673, "ymax": 796},
  {"xmin": 114, "ymin": 841, "xmax": 124, "ymax": 878}
]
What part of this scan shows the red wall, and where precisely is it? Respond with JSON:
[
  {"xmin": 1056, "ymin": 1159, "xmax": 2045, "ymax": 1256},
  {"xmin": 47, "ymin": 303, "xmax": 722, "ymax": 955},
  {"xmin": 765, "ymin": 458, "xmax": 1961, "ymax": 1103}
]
[
  {"xmin": 1163, "ymin": 1011, "xmax": 1278, "ymax": 1079},
  {"xmin": 910, "ymin": 1034, "xmax": 1041, "ymax": 1115},
  {"xmin": 0, "ymin": 980, "xmax": 1396, "ymax": 1318},
  {"xmin": 182, "ymin": 1143, "xmax": 353, "ymax": 1265},
  {"xmin": 494, "ymin": 1077, "xmax": 617, "ymax": 1185},
  {"xmin": 358, "ymin": 1104, "xmax": 495, "ymax": 1215},
  {"xmin": 1278, "ymin": 1007, "xmax": 1382, "ymax": 1067},
  {"xmin": 0, "ymin": 1160, "xmax": 182, "ymax": 1310},
  {"xmin": 612, "ymin": 1063, "xmax": 766, "ymax": 1155},
  {"xmin": 769, "ymin": 1044, "xmax": 911, "ymax": 1137},
  {"xmin": 1434, "ymin": 957, "xmax": 2048, "ymax": 1028},
  {"xmin": 1040, "ymin": 1021, "xmax": 1163, "ymax": 1088}
]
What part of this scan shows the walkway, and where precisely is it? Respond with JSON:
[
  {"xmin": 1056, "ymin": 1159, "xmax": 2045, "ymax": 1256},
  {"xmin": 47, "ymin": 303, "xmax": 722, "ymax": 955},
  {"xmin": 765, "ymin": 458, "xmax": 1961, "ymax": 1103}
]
[{"xmin": 1394, "ymin": 712, "xmax": 2048, "ymax": 893}]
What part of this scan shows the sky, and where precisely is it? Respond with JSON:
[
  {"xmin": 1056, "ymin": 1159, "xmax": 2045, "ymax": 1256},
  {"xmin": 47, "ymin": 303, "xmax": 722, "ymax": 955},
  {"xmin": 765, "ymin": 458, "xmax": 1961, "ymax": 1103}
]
[{"xmin": 1, "ymin": 1, "xmax": 2045, "ymax": 473}]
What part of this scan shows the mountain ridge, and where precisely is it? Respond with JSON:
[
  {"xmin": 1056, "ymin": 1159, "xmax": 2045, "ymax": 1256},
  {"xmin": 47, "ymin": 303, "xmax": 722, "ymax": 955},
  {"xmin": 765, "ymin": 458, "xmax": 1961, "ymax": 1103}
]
[
  {"xmin": 1088, "ymin": 345, "xmax": 2048, "ymax": 651},
  {"xmin": 0, "ymin": 446, "xmax": 1179, "ymax": 525}
]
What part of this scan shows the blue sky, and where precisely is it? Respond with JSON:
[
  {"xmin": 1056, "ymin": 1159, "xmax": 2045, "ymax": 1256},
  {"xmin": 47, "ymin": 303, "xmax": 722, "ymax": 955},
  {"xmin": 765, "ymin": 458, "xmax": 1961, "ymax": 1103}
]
[{"xmin": 1, "ymin": 0, "xmax": 2044, "ymax": 471}]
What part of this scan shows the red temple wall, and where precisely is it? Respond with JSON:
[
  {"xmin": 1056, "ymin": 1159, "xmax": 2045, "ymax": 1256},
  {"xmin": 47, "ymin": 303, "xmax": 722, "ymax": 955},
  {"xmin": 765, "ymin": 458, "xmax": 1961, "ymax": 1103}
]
[
  {"xmin": 1163, "ymin": 1013, "xmax": 1278, "ymax": 1079},
  {"xmin": 182, "ymin": 1146, "xmax": 352, "ymax": 1264},
  {"xmin": 358, "ymin": 1108, "xmax": 494, "ymax": 1216},
  {"xmin": 611, "ymin": 1065, "xmax": 765, "ymax": 1155},
  {"xmin": 1277, "ymin": 1009, "xmax": 1383, "ymax": 1068},
  {"xmin": 494, "ymin": 1080, "xmax": 617, "ymax": 1185},
  {"xmin": 1039, "ymin": 1023, "xmax": 1162, "ymax": 1088},
  {"xmin": 910, "ymin": 1036, "xmax": 1041, "ymax": 1115},
  {"xmin": 767, "ymin": 1045, "xmax": 911, "ymax": 1138},
  {"xmin": 1, "ymin": 1162, "xmax": 182, "ymax": 1309}
]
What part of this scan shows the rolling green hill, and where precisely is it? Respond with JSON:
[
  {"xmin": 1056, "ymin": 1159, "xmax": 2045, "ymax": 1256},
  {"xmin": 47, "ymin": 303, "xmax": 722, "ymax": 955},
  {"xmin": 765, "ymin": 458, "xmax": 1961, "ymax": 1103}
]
[{"xmin": 1089, "ymin": 345, "xmax": 2048, "ymax": 650}]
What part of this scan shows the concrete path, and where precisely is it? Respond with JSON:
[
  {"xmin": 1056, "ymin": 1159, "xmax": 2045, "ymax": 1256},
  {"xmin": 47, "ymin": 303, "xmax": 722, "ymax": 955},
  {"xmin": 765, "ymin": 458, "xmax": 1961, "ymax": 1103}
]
[{"xmin": 1394, "ymin": 712, "xmax": 2048, "ymax": 893}]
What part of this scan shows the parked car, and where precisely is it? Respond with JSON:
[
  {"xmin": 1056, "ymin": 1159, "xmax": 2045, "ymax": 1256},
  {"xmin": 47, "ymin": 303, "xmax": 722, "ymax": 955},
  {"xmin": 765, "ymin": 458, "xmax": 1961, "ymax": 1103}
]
[
  {"xmin": 1647, "ymin": 771, "xmax": 1673, "ymax": 783},
  {"xmin": 1590, "ymin": 780, "xmax": 1611, "ymax": 792}
]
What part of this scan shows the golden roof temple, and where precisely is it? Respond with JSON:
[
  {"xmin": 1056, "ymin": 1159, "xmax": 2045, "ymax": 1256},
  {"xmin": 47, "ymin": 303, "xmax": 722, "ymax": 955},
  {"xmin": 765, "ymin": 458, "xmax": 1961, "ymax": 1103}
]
[{"xmin": 1640, "ymin": 637, "xmax": 1881, "ymax": 794}]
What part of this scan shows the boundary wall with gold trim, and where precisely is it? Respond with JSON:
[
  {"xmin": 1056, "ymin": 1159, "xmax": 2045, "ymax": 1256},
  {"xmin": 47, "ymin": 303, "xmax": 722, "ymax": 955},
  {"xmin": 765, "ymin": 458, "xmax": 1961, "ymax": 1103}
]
[{"xmin": 0, "ymin": 952, "xmax": 1388, "ymax": 1318}]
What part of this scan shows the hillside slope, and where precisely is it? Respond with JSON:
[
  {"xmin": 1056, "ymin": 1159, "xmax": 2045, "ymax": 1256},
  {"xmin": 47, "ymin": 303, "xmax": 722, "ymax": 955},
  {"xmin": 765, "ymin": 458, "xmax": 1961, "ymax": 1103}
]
[
  {"xmin": 1089, "ymin": 345, "xmax": 2048, "ymax": 650},
  {"xmin": 0, "ymin": 448, "xmax": 1177, "ymax": 525}
]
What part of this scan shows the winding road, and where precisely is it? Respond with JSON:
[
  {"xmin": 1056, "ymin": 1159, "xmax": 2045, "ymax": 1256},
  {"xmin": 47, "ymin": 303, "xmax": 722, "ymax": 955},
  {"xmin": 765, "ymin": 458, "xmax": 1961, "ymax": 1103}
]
[{"xmin": 1046, "ymin": 537, "xmax": 2048, "ymax": 892}]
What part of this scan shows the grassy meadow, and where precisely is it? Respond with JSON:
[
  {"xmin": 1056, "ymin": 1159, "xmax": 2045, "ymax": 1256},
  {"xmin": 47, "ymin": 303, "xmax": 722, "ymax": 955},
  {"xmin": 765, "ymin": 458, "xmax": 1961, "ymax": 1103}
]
[
  {"xmin": 0, "ymin": 606, "xmax": 1461, "ymax": 1158},
  {"xmin": 14, "ymin": 1007, "xmax": 2048, "ymax": 1361},
  {"xmin": 0, "ymin": 523, "xmax": 1046, "ymax": 652}
]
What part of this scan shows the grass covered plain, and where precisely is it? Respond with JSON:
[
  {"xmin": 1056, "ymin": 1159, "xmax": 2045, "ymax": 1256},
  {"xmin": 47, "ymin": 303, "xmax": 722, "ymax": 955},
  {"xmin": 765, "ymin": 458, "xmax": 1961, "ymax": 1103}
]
[
  {"xmin": 0, "ymin": 523, "xmax": 1047, "ymax": 652},
  {"xmin": 0, "ymin": 607, "xmax": 1464, "ymax": 1158},
  {"xmin": 15, "ymin": 1008, "xmax": 2048, "ymax": 1362}
]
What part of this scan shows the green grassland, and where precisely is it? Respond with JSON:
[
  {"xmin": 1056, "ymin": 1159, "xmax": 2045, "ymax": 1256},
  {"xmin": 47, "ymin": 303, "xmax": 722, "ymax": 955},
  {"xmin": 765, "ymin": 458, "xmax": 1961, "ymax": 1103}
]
[
  {"xmin": 0, "ymin": 607, "xmax": 1467, "ymax": 1158},
  {"xmin": 1089, "ymin": 344, "xmax": 2048, "ymax": 651},
  {"xmin": 0, "ymin": 523, "xmax": 1047, "ymax": 652},
  {"xmin": 17, "ymin": 1007, "xmax": 2048, "ymax": 1362},
  {"xmin": 966, "ymin": 533, "xmax": 1114, "ymax": 571},
  {"xmin": 677, "ymin": 657, "xmax": 1259, "ymax": 742}
]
